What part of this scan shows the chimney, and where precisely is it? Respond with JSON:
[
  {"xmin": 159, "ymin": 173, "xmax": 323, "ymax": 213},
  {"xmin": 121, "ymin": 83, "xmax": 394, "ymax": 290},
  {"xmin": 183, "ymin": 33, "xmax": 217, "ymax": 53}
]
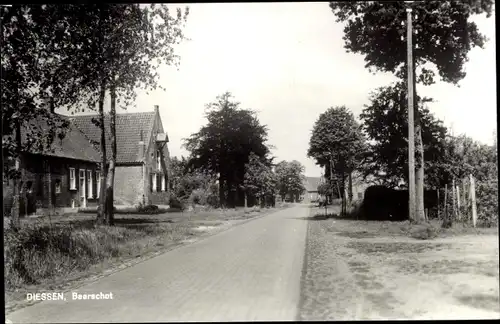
[
  {"xmin": 138, "ymin": 130, "xmax": 145, "ymax": 161},
  {"xmin": 154, "ymin": 105, "xmax": 159, "ymax": 114}
]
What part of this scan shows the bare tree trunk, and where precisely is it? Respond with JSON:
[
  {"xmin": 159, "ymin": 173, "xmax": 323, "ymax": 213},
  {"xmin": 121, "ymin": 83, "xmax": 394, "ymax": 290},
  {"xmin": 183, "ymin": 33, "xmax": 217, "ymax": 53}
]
[
  {"xmin": 456, "ymin": 184, "xmax": 461, "ymax": 221},
  {"xmin": 96, "ymin": 81, "xmax": 107, "ymax": 225},
  {"xmin": 444, "ymin": 184, "xmax": 448, "ymax": 223},
  {"xmin": 10, "ymin": 120, "xmax": 22, "ymax": 230},
  {"xmin": 413, "ymin": 40, "xmax": 425, "ymax": 223},
  {"xmin": 244, "ymin": 191, "xmax": 247, "ymax": 209},
  {"xmin": 452, "ymin": 178, "xmax": 456, "ymax": 221},
  {"xmin": 348, "ymin": 171, "xmax": 353, "ymax": 206},
  {"xmin": 104, "ymin": 82, "xmax": 117, "ymax": 226}
]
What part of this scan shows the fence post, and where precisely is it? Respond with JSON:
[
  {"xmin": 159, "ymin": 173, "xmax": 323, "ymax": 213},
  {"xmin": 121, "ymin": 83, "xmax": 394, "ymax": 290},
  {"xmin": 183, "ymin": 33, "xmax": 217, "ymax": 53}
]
[
  {"xmin": 437, "ymin": 188, "xmax": 440, "ymax": 219},
  {"xmin": 470, "ymin": 174, "xmax": 477, "ymax": 228},
  {"xmin": 452, "ymin": 178, "xmax": 456, "ymax": 221}
]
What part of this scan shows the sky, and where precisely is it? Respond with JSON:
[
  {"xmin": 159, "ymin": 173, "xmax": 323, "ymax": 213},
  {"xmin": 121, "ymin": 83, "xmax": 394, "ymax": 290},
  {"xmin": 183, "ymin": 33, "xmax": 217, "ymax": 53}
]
[{"xmin": 64, "ymin": 2, "xmax": 496, "ymax": 178}]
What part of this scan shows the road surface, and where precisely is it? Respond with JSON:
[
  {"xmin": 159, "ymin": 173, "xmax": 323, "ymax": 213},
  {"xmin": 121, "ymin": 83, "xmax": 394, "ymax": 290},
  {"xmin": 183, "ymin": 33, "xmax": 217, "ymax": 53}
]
[{"xmin": 6, "ymin": 205, "xmax": 309, "ymax": 323}]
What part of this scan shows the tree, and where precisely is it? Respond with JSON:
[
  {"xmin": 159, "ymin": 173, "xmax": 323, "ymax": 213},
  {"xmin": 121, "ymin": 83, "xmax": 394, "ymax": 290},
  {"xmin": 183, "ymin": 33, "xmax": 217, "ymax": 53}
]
[
  {"xmin": 242, "ymin": 152, "xmax": 277, "ymax": 207},
  {"xmin": 330, "ymin": 0, "xmax": 494, "ymax": 222},
  {"xmin": 184, "ymin": 92, "xmax": 271, "ymax": 208},
  {"xmin": 275, "ymin": 160, "xmax": 306, "ymax": 202},
  {"xmin": 360, "ymin": 82, "xmax": 448, "ymax": 190},
  {"xmin": 1, "ymin": 5, "xmax": 105, "ymax": 228},
  {"xmin": 308, "ymin": 106, "xmax": 366, "ymax": 215}
]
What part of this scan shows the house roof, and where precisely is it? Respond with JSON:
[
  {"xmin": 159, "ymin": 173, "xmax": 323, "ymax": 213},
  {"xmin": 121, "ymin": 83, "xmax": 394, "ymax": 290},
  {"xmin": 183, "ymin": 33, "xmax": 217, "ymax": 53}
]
[
  {"xmin": 304, "ymin": 176, "xmax": 321, "ymax": 192},
  {"xmin": 3, "ymin": 113, "xmax": 101, "ymax": 162},
  {"xmin": 69, "ymin": 111, "xmax": 157, "ymax": 164}
]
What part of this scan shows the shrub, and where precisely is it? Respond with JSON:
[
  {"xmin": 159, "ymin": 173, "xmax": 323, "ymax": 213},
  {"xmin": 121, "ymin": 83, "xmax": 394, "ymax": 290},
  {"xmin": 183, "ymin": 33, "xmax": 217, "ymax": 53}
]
[
  {"xmin": 136, "ymin": 204, "xmax": 159, "ymax": 214},
  {"xmin": 168, "ymin": 194, "xmax": 185, "ymax": 211},
  {"xmin": 476, "ymin": 179, "xmax": 498, "ymax": 227},
  {"xmin": 410, "ymin": 223, "xmax": 440, "ymax": 240}
]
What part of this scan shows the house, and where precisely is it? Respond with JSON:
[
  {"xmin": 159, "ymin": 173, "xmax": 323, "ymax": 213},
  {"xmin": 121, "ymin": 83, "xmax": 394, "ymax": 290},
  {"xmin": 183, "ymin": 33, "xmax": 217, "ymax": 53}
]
[
  {"xmin": 3, "ymin": 113, "xmax": 102, "ymax": 216},
  {"xmin": 69, "ymin": 105, "xmax": 171, "ymax": 206},
  {"xmin": 303, "ymin": 176, "xmax": 321, "ymax": 202}
]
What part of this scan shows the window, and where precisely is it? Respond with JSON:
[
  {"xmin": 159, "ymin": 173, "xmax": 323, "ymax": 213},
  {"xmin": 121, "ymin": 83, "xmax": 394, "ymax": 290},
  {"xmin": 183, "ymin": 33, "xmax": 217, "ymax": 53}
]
[
  {"xmin": 161, "ymin": 174, "xmax": 165, "ymax": 192},
  {"xmin": 69, "ymin": 168, "xmax": 76, "ymax": 190},
  {"xmin": 96, "ymin": 171, "xmax": 101, "ymax": 198},
  {"xmin": 55, "ymin": 179, "xmax": 61, "ymax": 194},
  {"xmin": 152, "ymin": 173, "xmax": 157, "ymax": 192},
  {"xmin": 87, "ymin": 170, "xmax": 93, "ymax": 198},
  {"xmin": 157, "ymin": 150, "xmax": 161, "ymax": 170},
  {"xmin": 79, "ymin": 169, "xmax": 86, "ymax": 198}
]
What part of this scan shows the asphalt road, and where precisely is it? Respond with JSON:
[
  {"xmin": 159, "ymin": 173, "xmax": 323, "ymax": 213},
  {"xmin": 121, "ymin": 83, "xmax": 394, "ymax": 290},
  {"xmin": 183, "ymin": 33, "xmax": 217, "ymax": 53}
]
[{"xmin": 6, "ymin": 205, "xmax": 309, "ymax": 323}]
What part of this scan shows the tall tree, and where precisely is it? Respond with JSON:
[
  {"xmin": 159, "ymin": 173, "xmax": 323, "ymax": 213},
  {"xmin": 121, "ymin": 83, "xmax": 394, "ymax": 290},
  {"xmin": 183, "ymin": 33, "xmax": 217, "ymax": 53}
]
[
  {"xmin": 330, "ymin": 0, "xmax": 494, "ymax": 222},
  {"xmin": 275, "ymin": 160, "xmax": 306, "ymax": 202},
  {"xmin": 184, "ymin": 92, "xmax": 271, "ymax": 208},
  {"xmin": 1, "ymin": 5, "xmax": 106, "ymax": 228},
  {"xmin": 308, "ymin": 106, "xmax": 366, "ymax": 215},
  {"xmin": 243, "ymin": 152, "xmax": 277, "ymax": 207},
  {"xmin": 360, "ymin": 82, "xmax": 448, "ymax": 190}
]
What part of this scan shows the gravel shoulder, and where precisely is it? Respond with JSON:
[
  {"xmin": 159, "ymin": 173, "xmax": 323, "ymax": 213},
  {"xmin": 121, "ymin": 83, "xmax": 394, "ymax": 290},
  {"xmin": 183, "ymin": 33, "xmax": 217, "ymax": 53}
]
[{"xmin": 299, "ymin": 207, "xmax": 500, "ymax": 320}]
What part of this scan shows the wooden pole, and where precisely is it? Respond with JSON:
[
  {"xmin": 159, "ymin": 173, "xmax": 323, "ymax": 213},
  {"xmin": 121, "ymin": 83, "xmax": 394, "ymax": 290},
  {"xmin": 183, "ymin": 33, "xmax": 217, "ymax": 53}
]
[
  {"xmin": 406, "ymin": 6, "xmax": 416, "ymax": 222},
  {"xmin": 470, "ymin": 174, "xmax": 477, "ymax": 227},
  {"xmin": 452, "ymin": 178, "xmax": 456, "ymax": 221}
]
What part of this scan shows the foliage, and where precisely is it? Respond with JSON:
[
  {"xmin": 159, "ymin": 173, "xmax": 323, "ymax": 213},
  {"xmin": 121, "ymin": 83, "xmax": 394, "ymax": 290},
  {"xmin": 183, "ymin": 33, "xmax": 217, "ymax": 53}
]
[
  {"xmin": 476, "ymin": 178, "xmax": 498, "ymax": 227},
  {"xmin": 360, "ymin": 82, "xmax": 448, "ymax": 189},
  {"xmin": 317, "ymin": 181, "xmax": 332, "ymax": 198},
  {"xmin": 274, "ymin": 160, "xmax": 306, "ymax": 201},
  {"xmin": 168, "ymin": 194, "xmax": 185, "ymax": 211},
  {"xmin": 329, "ymin": 1, "xmax": 494, "ymax": 85},
  {"xmin": 308, "ymin": 106, "xmax": 366, "ymax": 174},
  {"xmin": 136, "ymin": 204, "xmax": 159, "ymax": 214},
  {"xmin": 183, "ymin": 92, "xmax": 272, "ymax": 207},
  {"xmin": 243, "ymin": 152, "xmax": 278, "ymax": 200}
]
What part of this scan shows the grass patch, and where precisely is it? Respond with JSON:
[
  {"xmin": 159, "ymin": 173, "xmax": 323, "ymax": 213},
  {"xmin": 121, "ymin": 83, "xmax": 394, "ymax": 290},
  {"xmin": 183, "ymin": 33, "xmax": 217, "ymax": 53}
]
[
  {"xmin": 347, "ymin": 241, "xmax": 453, "ymax": 255},
  {"xmin": 455, "ymin": 294, "xmax": 500, "ymax": 313}
]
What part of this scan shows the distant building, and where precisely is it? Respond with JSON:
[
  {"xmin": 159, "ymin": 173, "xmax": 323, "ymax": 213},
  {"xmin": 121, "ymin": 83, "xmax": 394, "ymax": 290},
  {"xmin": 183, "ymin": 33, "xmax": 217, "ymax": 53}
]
[{"xmin": 303, "ymin": 176, "xmax": 321, "ymax": 202}]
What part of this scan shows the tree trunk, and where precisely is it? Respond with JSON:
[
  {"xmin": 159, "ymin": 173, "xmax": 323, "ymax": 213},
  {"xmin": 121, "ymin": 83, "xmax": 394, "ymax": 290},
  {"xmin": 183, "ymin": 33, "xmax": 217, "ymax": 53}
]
[
  {"xmin": 96, "ymin": 81, "xmax": 107, "ymax": 225},
  {"xmin": 444, "ymin": 184, "xmax": 448, "ymax": 221},
  {"xmin": 218, "ymin": 175, "xmax": 224, "ymax": 208},
  {"xmin": 10, "ymin": 119, "xmax": 22, "ymax": 230},
  {"xmin": 348, "ymin": 171, "xmax": 353, "ymax": 205},
  {"xmin": 456, "ymin": 184, "xmax": 461, "ymax": 221},
  {"xmin": 414, "ymin": 103, "xmax": 425, "ymax": 223},
  {"xmin": 244, "ymin": 191, "xmax": 248, "ymax": 208},
  {"xmin": 103, "ymin": 82, "xmax": 117, "ymax": 226}
]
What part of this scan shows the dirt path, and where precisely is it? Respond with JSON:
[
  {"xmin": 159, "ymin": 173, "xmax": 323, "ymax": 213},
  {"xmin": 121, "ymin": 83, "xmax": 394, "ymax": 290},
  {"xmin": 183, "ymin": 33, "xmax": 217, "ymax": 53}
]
[{"xmin": 299, "ymin": 208, "xmax": 500, "ymax": 320}]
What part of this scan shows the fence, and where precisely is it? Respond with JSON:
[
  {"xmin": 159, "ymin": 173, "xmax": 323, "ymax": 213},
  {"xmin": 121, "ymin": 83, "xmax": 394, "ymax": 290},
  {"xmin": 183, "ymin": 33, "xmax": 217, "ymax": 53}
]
[{"xmin": 436, "ymin": 174, "xmax": 498, "ymax": 227}]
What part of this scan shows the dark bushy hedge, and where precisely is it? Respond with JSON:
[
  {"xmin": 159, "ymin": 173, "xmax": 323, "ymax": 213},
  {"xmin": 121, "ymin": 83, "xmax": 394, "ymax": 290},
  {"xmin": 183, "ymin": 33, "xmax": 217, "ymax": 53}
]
[{"xmin": 361, "ymin": 186, "xmax": 439, "ymax": 221}]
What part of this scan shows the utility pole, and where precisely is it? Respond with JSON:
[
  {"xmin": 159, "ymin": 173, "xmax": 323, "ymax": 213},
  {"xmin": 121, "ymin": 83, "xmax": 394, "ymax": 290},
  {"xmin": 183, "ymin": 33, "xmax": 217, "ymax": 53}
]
[{"xmin": 406, "ymin": 3, "xmax": 416, "ymax": 221}]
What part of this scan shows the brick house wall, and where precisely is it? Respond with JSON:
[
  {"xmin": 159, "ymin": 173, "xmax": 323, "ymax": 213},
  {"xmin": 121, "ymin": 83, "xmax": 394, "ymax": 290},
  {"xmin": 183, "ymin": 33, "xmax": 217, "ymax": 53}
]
[
  {"xmin": 3, "ymin": 153, "xmax": 100, "ymax": 215},
  {"xmin": 114, "ymin": 165, "xmax": 145, "ymax": 205}
]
